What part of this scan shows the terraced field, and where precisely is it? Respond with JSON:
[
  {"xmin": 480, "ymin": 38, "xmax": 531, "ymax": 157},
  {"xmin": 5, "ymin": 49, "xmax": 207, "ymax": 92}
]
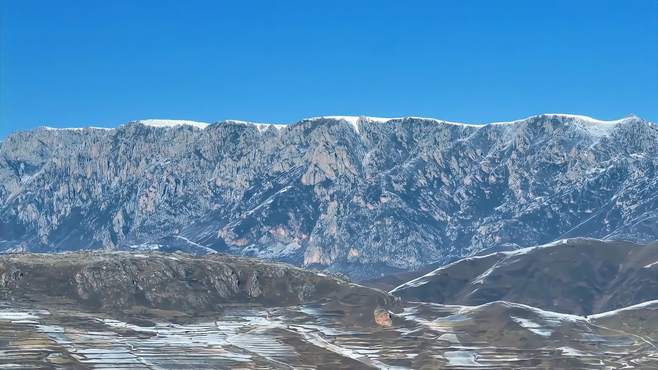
[
  {"xmin": 1, "ymin": 300, "xmax": 656, "ymax": 369},
  {"xmin": 1, "ymin": 250, "xmax": 656, "ymax": 369}
]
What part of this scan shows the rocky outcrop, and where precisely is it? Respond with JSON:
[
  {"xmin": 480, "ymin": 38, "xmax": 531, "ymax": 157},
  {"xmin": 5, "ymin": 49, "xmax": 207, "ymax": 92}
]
[
  {"xmin": 0, "ymin": 252, "xmax": 394, "ymax": 316},
  {"xmin": 1, "ymin": 114, "xmax": 657, "ymax": 279},
  {"xmin": 373, "ymin": 307, "xmax": 393, "ymax": 327}
]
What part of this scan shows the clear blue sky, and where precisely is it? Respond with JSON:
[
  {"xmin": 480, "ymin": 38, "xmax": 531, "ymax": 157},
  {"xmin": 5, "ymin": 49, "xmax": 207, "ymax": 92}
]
[{"xmin": 1, "ymin": 0, "xmax": 656, "ymax": 138}]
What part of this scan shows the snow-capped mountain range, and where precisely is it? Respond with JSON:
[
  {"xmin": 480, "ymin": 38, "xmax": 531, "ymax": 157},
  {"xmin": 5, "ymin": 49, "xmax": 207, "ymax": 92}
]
[{"xmin": 1, "ymin": 114, "xmax": 656, "ymax": 279}]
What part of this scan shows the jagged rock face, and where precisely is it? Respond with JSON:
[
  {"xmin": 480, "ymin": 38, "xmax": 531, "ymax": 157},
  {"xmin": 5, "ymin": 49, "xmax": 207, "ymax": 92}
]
[{"xmin": 0, "ymin": 115, "xmax": 657, "ymax": 278}]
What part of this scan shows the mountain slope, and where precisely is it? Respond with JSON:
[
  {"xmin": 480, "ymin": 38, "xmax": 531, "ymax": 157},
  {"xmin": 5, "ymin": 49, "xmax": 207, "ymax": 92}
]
[
  {"xmin": 1, "ymin": 114, "xmax": 657, "ymax": 278},
  {"xmin": 391, "ymin": 238, "xmax": 658, "ymax": 315},
  {"xmin": 588, "ymin": 300, "xmax": 658, "ymax": 344}
]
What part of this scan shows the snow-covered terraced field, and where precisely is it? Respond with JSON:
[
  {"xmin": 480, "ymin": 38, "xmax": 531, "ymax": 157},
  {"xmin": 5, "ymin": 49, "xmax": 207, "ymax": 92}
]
[{"xmin": 1, "ymin": 300, "xmax": 655, "ymax": 370}]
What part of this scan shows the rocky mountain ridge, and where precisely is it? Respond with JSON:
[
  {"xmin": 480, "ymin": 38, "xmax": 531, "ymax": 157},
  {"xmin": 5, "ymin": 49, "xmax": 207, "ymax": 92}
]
[{"xmin": 1, "ymin": 114, "xmax": 657, "ymax": 279}]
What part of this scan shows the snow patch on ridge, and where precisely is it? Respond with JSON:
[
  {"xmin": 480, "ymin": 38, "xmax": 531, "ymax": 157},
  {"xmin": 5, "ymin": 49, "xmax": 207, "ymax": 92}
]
[
  {"xmin": 543, "ymin": 113, "xmax": 632, "ymax": 125},
  {"xmin": 511, "ymin": 316, "xmax": 553, "ymax": 337},
  {"xmin": 404, "ymin": 117, "xmax": 481, "ymax": 127},
  {"xmin": 389, "ymin": 253, "xmax": 499, "ymax": 294},
  {"xmin": 309, "ymin": 116, "xmax": 365, "ymax": 133},
  {"xmin": 172, "ymin": 235, "xmax": 218, "ymax": 254},
  {"xmin": 489, "ymin": 113, "xmax": 636, "ymax": 138},
  {"xmin": 390, "ymin": 239, "xmax": 575, "ymax": 294},
  {"xmin": 302, "ymin": 113, "xmax": 637, "ymax": 134},
  {"xmin": 137, "ymin": 119, "xmax": 209, "ymax": 129},
  {"xmin": 223, "ymin": 120, "xmax": 288, "ymax": 133},
  {"xmin": 643, "ymin": 261, "xmax": 658, "ymax": 269},
  {"xmin": 305, "ymin": 116, "xmax": 483, "ymax": 132},
  {"xmin": 442, "ymin": 350, "xmax": 481, "ymax": 366},
  {"xmin": 37, "ymin": 113, "xmax": 643, "ymax": 136},
  {"xmin": 254, "ymin": 123, "xmax": 287, "ymax": 132},
  {"xmin": 588, "ymin": 300, "xmax": 658, "ymax": 319},
  {"xmin": 42, "ymin": 126, "xmax": 113, "ymax": 131},
  {"xmin": 459, "ymin": 301, "xmax": 585, "ymax": 322},
  {"xmin": 488, "ymin": 113, "xmax": 632, "ymax": 126}
]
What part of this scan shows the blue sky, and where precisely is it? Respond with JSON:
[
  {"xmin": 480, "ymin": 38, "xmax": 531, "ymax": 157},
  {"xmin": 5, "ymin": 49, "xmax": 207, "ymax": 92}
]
[{"xmin": 1, "ymin": 0, "xmax": 656, "ymax": 138}]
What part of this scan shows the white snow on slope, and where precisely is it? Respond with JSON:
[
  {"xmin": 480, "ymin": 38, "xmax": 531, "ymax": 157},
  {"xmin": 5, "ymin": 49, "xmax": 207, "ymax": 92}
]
[
  {"xmin": 511, "ymin": 316, "xmax": 553, "ymax": 337},
  {"xmin": 488, "ymin": 113, "xmax": 632, "ymax": 126},
  {"xmin": 442, "ymin": 350, "xmax": 481, "ymax": 366},
  {"xmin": 308, "ymin": 116, "xmax": 364, "ymax": 133},
  {"xmin": 36, "ymin": 113, "xmax": 640, "ymax": 135},
  {"xmin": 0, "ymin": 311, "xmax": 43, "ymax": 321},
  {"xmin": 388, "ymin": 253, "xmax": 499, "ymax": 294},
  {"xmin": 588, "ymin": 300, "xmax": 658, "ymax": 319},
  {"xmin": 558, "ymin": 346, "xmax": 585, "ymax": 357},
  {"xmin": 503, "ymin": 238, "xmax": 569, "ymax": 257},
  {"xmin": 643, "ymin": 261, "xmax": 658, "ymax": 269},
  {"xmin": 255, "ymin": 123, "xmax": 287, "ymax": 132},
  {"xmin": 306, "ymin": 116, "xmax": 483, "ymax": 132},
  {"xmin": 405, "ymin": 117, "xmax": 482, "ymax": 127},
  {"xmin": 543, "ymin": 113, "xmax": 633, "ymax": 125},
  {"xmin": 223, "ymin": 120, "xmax": 287, "ymax": 133},
  {"xmin": 137, "ymin": 119, "xmax": 209, "ymax": 129},
  {"xmin": 172, "ymin": 235, "xmax": 218, "ymax": 254},
  {"xmin": 459, "ymin": 301, "xmax": 585, "ymax": 323},
  {"xmin": 303, "ymin": 114, "xmax": 636, "ymax": 137},
  {"xmin": 390, "ymin": 239, "xmax": 574, "ymax": 293},
  {"xmin": 460, "ymin": 299, "xmax": 658, "ymax": 326},
  {"xmin": 42, "ymin": 126, "xmax": 113, "ymax": 131},
  {"xmin": 489, "ymin": 113, "xmax": 635, "ymax": 137},
  {"xmin": 311, "ymin": 116, "xmax": 392, "ymax": 123}
]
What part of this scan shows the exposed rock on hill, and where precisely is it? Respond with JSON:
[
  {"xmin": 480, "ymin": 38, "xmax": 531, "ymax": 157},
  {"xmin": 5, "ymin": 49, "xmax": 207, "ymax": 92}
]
[{"xmin": 0, "ymin": 252, "xmax": 393, "ymax": 318}]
